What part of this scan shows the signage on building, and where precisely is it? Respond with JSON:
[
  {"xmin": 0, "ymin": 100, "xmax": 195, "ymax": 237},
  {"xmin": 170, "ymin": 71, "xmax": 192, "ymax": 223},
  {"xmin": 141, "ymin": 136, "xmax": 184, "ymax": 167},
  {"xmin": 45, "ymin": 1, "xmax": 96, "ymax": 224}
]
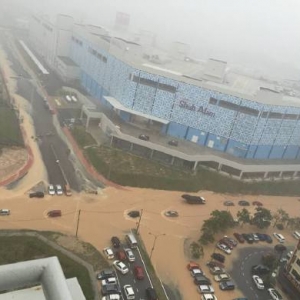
[{"xmin": 179, "ymin": 100, "xmax": 215, "ymax": 118}]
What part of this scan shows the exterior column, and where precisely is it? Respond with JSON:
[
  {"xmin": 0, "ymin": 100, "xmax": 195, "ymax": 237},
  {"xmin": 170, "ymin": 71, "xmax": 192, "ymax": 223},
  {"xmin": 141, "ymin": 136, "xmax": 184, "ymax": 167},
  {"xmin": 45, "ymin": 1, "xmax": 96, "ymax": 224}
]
[{"xmin": 193, "ymin": 161, "xmax": 198, "ymax": 171}]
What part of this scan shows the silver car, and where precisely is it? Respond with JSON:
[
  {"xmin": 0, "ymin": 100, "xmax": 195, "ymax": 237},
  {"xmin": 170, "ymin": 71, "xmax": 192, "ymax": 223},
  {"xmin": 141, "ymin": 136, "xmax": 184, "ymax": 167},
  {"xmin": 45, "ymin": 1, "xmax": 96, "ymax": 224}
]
[{"xmin": 124, "ymin": 248, "xmax": 135, "ymax": 262}]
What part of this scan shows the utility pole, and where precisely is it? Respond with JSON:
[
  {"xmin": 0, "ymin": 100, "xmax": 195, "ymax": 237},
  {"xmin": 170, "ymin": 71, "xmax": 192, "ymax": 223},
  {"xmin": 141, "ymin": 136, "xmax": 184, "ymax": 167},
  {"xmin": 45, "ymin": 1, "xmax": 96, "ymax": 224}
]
[
  {"xmin": 149, "ymin": 232, "xmax": 165, "ymax": 260},
  {"xmin": 136, "ymin": 209, "xmax": 143, "ymax": 235},
  {"xmin": 75, "ymin": 209, "xmax": 81, "ymax": 238}
]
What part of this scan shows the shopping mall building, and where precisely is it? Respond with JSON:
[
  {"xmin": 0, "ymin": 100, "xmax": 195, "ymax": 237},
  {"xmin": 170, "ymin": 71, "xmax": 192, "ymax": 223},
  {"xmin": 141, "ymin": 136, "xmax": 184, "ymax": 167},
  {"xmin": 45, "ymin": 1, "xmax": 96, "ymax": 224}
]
[{"xmin": 28, "ymin": 14, "xmax": 300, "ymax": 180}]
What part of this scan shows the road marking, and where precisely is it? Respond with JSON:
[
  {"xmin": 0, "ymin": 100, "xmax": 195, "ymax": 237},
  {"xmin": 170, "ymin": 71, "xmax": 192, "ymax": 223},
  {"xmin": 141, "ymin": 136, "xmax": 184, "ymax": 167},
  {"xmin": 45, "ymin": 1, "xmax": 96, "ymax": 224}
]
[
  {"xmin": 55, "ymin": 98, "xmax": 61, "ymax": 106},
  {"xmin": 242, "ymin": 272, "xmax": 245, "ymax": 276}
]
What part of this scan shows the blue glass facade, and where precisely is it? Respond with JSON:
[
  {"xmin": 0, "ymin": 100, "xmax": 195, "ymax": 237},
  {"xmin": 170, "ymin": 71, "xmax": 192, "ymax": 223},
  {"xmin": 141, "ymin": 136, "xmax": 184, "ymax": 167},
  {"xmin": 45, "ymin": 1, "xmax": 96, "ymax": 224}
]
[{"xmin": 70, "ymin": 34, "xmax": 300, "ymax": 160}]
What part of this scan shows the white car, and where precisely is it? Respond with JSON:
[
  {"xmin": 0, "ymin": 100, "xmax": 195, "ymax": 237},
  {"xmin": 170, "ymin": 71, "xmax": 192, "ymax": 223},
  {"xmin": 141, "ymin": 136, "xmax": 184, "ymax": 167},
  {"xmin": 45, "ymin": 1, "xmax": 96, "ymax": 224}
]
[
  {"xmin": 101, "ymin": 295, "xmax": 120, "ymax": 300},
  {"xmin": 197, "ymin": 285, "xmax": 215, "ymax": 294},
  {"xmin": 214, "ymin": 273, "xmax": 230, "ymax": 282},
  {"xmin": 191, "ymin": 268, "xmax": 204, "ymax": 277},
  {"xmin": 113, "ymin": 260, "xmax": 129, "ymax": 274},
  {"xmin": 217, "ymin": 243, "xmax": 231, "ymax": 254},
  {"xmin": 124, "ymin": 248, "xmax": 135, "ymax": 262},
  {"xmin": 48, "ymin": 184, "xmax": 55, "ymax": 195},
  {"xmin": 103, "ymin": 247, "xmax": 114, "ymax": 260},
  {"xmin": 201, "ymin": 294, "xmax": 217, "ymax": 300},
  {"xmin": 252, "ymin": 275, "xmax": 264, "ymax": 290},
  {"xmin": 0, "ymin": 209, "xmax": 10, "ymax": 216},
  {"xmin": 273, "ymin": 233, "xmax": 285, "ymax": 243},
  {"xmin": 55, "ymin": 184, "xmax": 63, "ymax": 195},
  {"xmin": 123, "ymin": 284, "xmax": 135, "ymax": 300},
  {"xmin": 268, "ymin": 288, "xmax": 283, "ymax": 300},
  {"xmin": 101, "ymin": 277, "xmax": 117, "ymax": 286}
]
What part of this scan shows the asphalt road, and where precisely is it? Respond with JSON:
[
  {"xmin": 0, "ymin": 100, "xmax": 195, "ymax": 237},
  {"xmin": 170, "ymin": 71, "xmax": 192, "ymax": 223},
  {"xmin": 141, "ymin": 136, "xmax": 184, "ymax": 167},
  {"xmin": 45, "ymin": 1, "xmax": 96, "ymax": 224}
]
[{"xmin": 17, "ymin": 78, "xmax": 80, "ymax": 191}]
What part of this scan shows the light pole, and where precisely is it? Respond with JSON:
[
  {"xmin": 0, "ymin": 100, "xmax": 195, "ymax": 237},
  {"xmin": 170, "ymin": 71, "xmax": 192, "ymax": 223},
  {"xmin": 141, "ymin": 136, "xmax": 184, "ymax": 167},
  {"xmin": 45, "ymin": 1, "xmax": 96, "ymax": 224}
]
[{"xmin": 148, "ymin": 232, "xmax": 165, "ymax": 260}]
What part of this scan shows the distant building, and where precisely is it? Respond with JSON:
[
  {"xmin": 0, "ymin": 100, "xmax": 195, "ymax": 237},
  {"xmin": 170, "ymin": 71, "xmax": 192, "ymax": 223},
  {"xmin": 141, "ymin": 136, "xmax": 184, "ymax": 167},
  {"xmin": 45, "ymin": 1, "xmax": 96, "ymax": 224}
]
[{"xmin": 0, "ymin": 257, "xmax": 85, "ymax": 300}]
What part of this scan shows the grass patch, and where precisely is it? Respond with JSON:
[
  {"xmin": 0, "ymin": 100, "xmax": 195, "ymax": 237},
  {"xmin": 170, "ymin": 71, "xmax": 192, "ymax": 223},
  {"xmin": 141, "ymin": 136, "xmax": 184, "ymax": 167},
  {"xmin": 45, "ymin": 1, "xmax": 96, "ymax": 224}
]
[
  {"xmin": 70, "ymin": 126, "xmax": 97, "ymax": 148},
  {"xmin": 83, "ymin": 145, "xmax": 300, "ymax": 196},
  {"xmin": 0, "ymin": 235, "xmax": 95, "ymax": 300}
]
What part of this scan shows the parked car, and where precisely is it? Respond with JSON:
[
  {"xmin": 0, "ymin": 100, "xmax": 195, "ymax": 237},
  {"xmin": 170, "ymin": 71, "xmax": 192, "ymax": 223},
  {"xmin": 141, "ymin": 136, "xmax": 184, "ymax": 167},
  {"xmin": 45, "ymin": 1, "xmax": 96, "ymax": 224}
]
[
  {"xmin": 206, "ymin": 260, "xmax": 225, "ymax": 269},
  {"xmin": 124, "ymin": 248, "xmax": 135, "ymax": 262},
  {"xmin": 252, "ymin": 201, "xmax": 263, "ymax": 206},
  {"xmin": 47, "ymin": 210, "xmax": 61, "ymax": 217},
  {"xmin": 268, "ymin": 288, "xmax": 283, "ymax": 300},
  {"xmin": 48, "ymin": 184, "xmax": 55, "ymax": 195},
  {"xmin": 219, "ymin": 238, "xmax": 234, "ymax": 249},
  {"xmin": 223, "ymin": 201, "xmax": 234, "ymax": 206},
  {"xmin": 238, "ymin": 200, "xmax": 250, "ymax": 206},
  {"xmin": 123, "ymin": 285, "xmax": 135, "ymax": 300},
  {"xmin": 101, "ymin": 294, "xmax": 120, "ymax": 300},
  {"xmin": 187, "ymin": 261, "xmax": 200, "ymax": 270},
  {"xmin": 223, "ymin": 236, "xmax": 237, "ymax": 247},
  {"xmin": 190, "ymin": 268, "xmax": 205, "ymax": 277},
  {"xmin": 242, "ymin": 233, "xmax": 254, "ymax": 244},
  {"xmin": 101, "ymin": 277, "xmax": 117, "ymax": 286},
  {"xmin": 164, "ymin": 210, "xmax": 179, "ymax": 217},
  {"xmin": 145, "ymin": 287, "xmax": 158, "ymax": 300},
  {"xmin": 101, "ymin": 284, "xmax": 121, "ymax": 296},
  {"xmin": 211, "ymin": 253, "xmax": 225, "ymax": 263},
  {"xmin": 273, "ymin": 233, "xmax": 285, "ymax": 243},
  {"xmin": 252, "ymin": 275, "xmax": 264, "ymax": 290},
  {"xmin": 263, "ymin": 234, "xmax": 273, "ymax": 243},
  {"xmin": 209, "ymin": 266, "xmax": 225, "ymax": 275},
  {"xmin": 219, "ymin": 280, "xmax": 235, "ymax": 291},
  {"xmin": 29, "ymin": 191, "xmax": 44, "ymax": 198},
  {"xmin": 127, "ymin": 210, "xmax": 140, "ymax": 218},
  {"xmin": 197, "ymin": 285, "xmax": 215, "ymax": 294},
  {"xmin": 116, "ymin": 250, "xmax": 126, "ymax": 261},
  {"xmin": 251, "ymin": 233, "xmax": 260, "ymax": 242},
  {"xmin": 168, "ymin": 140, "xmax": 178, "ymax": 146},
  {"xmin": 255, "ymin": 233, "xmax": 266, "ymax": 241},
  {"xmin": 134, "ymin": 265, "xmax": 144, "ymax": 280},
  {"xmin": 214, "ymin": 273, "xmax": 230, "ymax": 282},
  {"xmin": 55, "ymin": 184, "xmax": 63, "ymax": 195},
  {"xmin": 216, "ymin": 243, "xmax": 231, "ymax": 254},
  {"xmin": 113, "ymin": 260, "xmax": 129, "ymax": 274},
  {"xmin": 138, "ymin": 134, "xmax": 150, "ymax": 141},
  {"xmin": 233, "ymin": 232, "xmax": 245, "ymax": 243},
  {"xmin": 251, "ymin": 265, "xmax": 270, "ymax": 275},
  {"xmin": 103, "ymin": 247, "xmax": 114, "ymax": 260},
  {"xmin": 111, "ymin": 236, "xmax": 121, "ymax": 248},
  {"xmin": 201, "ymin": 294, "xmax": 217, "ymax": 300},
  {"xmin": 97, "ymin": 269, "xmax": 116, "ymax": 280},
  {"xmin": 194, "ymin": 275, "xmax": 211, "ymax": 285},
  {"xmin": 64, "ymin": 184, "xmax": 72, "ymax": 196},
  {"xmin": 182, "ymin": 194, "xmax": 206, "ymax": 204}
]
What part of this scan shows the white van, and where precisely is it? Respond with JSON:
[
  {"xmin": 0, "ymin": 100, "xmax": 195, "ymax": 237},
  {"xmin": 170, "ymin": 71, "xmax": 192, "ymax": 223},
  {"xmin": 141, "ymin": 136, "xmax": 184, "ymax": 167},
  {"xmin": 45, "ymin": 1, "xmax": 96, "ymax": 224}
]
[
  {"xmin": 65, "ymin": 95, "xmax": 72, "ymax": 102},
  {"xmin": 293, "ymin": 231, "xmax": 300, "ymax": 240},
  {"xmin": 126, "ymin": 233, "xmax": 138, "ymax": 249},
  {"xmin": 273, "ymin": 233, "xmax": 285, "ymax": 243},
  {"xmin": 0, "ymin": 209, "xmax": 10, "ymax": 216}
]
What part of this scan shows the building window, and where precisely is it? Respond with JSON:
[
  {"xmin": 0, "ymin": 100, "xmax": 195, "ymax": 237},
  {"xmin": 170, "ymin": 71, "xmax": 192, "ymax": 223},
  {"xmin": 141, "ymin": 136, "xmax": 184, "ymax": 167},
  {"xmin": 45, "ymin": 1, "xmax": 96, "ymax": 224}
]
[
  {"xmin": 268, "ymin": 112, "xmax": 283, "ymax": 119},
  {"xmin": 292, "ymin": 269, "xmax": 300, "ymax": 281},
  {"xmin": 209, "ymin": 97, "xmax": 218, "ymax": 105},
  {"xmin": 296, "ymin": 259, "xmax": 300, "ymax": 267},
  {"xmin": 284, "ymin": 114, "xmax": 298, "ymax": 120}
]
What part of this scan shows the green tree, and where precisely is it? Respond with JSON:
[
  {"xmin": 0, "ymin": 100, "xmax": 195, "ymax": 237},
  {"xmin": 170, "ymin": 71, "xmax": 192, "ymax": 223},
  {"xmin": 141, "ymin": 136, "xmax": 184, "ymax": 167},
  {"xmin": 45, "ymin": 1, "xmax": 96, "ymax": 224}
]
[
  {"xmin": 261, "ymin": 252, "xmax": 278, "ymax": 269},
  {"xmin": 273, "ymin": 208, "xmax": 289, "ymax": 228},
  {"xmin": 237, "ymin": 208, "xmax": 251, "ymax": 227},
  {"xmin": 190, "ymin": 242, "xmax": 204, "ymax": 259},
  {"xmin": 251, "ymin": 207, "xmax": 272, "ymax": 229},
  {"xmin": 199, "ymin": 229, "xmax": 215, "ymax": 245}
]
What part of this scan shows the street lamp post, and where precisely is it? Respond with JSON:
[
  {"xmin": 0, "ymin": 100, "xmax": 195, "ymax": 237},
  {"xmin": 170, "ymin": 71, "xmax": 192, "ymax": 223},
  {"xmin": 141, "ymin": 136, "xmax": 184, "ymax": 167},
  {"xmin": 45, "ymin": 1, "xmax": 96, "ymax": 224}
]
[{"xmin": 148, "ymin": 232, "xmax": 166, "ymax": 260}]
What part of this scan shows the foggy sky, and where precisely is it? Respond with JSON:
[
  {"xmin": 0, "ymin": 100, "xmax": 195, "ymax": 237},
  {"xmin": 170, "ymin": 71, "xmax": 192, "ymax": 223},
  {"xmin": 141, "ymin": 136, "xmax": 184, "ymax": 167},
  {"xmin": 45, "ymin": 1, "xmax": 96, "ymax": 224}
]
[{"xmin": 7, "ymin": 0, "xmax": 300, "ymax": 79}]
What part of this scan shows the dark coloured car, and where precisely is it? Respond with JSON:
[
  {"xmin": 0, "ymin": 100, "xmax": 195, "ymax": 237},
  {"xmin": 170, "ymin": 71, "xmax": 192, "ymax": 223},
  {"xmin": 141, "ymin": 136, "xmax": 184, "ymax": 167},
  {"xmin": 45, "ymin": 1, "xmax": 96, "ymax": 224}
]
[
  {"xmin": 238, "ymin": 200, "xmax": 250, "ymax": 206},
  {"xmin": 145, "ymin": 287, "xmax": 158, "ymax": 300},
  {"xmin": 219, "ymin": 238, "xmax": 234, "ymax": 250},
  {"xmin": 224, "ymin": 200, "xmax": 234, "ymax": 206},
  {"xmin": 252, "ymin": 201, "xmax": 263, "ymax": 206},
  {"xmin": 127, "ymin": 210, "xmax": 140, "ymax": 218},
  {"xmin": 138, "ymin": 134, "xmax": 150, "ymax": 141},
  {"xmin": 111, "ymin": 236, "xmax": 121, "ymax": 248},
  {"xmin": 219, "ymin": 280, "xmax": 235, "ymax": 290},
  {"xmin": 211, "ymin": 253, "xmax": 225, "ymax": 263},
  {"xmin": 182, "ymin": 194, "xmax": 206, "ymax": 204},
  {"xmin": 206, "ymin": 260, "xmax": 225, "ymax": 269},
  {"xmin": 263, "ymin": 234, "xmax": 273, "ymax": 243},
  {"xmin": 194, "ymin": 274, "xmax": 211, "ymax": 285},
  {"xmin": 29, "ymin": 191, "xmax": 45, "ymax": 198},
  {"xmin": 168, "ymin": 140, "xmax": 178, "ymax": 146},
  {"xmin": 47, "ymin": 210, "xmax": 62, "ymax": 218},
  {"xmin": 116, "ymin": 250, "xmax": 126, "ymax": 261},
  {"xmin": 251, "ymin": 264, "xmax": 270, "ymax": 275},
  {"xmin": 233, "ymin": 232, "xmax": 245, "ymax": 243},
  {"xmin": 101, "ymin": 284, "xmax": 121, "ymax": 296},
  {"xmin": 256, "ymin": 233, "xmax": 267, "ymax": 241},
  {"xmin": 97, "ymin": 269, "xmax": 116, "ymax": 280},
  {"xmin": 242, "ymin": 233, "xmax": 254, "ymax": 244}
]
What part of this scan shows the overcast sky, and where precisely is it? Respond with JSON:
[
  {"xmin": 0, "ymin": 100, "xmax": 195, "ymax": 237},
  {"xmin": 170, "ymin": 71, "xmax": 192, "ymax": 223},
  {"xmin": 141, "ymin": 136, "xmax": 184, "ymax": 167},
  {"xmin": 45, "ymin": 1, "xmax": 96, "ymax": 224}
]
[{"xmin": 7, "ymin": 0, "xmax": 300, "ymax": 79}]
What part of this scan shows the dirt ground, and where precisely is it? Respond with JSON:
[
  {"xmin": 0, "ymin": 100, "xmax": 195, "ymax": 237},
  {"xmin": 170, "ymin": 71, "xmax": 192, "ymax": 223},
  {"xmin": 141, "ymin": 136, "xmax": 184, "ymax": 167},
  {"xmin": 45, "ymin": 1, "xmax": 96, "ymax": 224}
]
[{"xmin": 1, "ymin": 44, "xmax": 299, "ymax": 300}]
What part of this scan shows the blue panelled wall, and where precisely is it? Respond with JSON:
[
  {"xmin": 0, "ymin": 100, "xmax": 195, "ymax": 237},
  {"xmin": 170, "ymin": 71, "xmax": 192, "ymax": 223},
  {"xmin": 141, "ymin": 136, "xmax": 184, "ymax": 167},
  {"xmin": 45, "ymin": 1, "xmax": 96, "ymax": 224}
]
[{"xmin": 69, "ymin": 34, "xmax": 300, "ymax": 161}]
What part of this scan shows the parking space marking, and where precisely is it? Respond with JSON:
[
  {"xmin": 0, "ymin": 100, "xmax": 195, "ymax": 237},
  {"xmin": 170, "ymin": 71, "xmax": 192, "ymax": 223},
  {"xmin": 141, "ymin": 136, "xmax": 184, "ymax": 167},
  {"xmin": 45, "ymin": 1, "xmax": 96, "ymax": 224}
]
[{"xmin": 54, "ymin": 98, "xmax": 61, "ymax": 106}]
